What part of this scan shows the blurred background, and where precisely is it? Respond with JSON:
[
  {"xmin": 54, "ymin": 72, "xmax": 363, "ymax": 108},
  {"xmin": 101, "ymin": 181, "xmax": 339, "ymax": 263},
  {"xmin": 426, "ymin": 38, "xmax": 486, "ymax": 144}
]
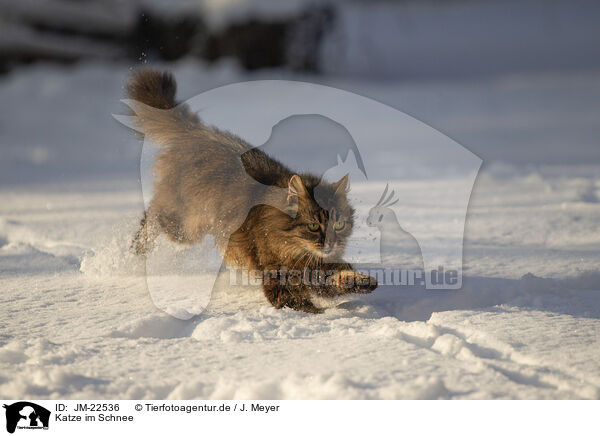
[
  {"xmin": 3, "ymin": 0, "xmax": 600, "ymax": 77},
  {"xmin": 1, "ymin": 0, "xmax": 600, "ymax": 185}
]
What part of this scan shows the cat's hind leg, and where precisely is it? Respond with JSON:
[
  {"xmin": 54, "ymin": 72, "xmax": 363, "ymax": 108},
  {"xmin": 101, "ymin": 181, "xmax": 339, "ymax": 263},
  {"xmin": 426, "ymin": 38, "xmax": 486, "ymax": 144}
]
[
  {"xmin": 131, "ymin": 209, "xmax": 161, "ymax": 255},
  {"xmin": 158, "ymin": 211, "xmax": 190, "ymax": 245}
]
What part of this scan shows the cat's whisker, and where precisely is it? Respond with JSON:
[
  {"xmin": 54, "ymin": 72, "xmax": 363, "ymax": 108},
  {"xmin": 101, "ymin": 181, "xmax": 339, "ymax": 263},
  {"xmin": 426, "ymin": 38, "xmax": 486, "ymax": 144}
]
[{"xmin": 291, "ymin": 250, "xmax": 310, "ymax": 271}]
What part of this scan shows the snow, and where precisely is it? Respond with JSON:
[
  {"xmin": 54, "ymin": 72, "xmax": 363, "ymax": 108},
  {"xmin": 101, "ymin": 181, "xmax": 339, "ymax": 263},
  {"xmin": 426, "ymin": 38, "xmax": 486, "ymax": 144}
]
[{"xmin": 1, "ymin": 59, "xmax": 599, "ymax": 399}]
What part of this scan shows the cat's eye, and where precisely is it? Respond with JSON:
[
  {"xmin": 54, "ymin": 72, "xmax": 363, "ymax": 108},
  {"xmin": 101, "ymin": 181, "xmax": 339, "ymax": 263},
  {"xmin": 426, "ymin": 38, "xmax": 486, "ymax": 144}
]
[
  {"xmin": 307, "ymin": 222, "xmax": 320, "ymax": 232},
  {"xmin": 334, "ymin": 220, "xmax": 345, "ymax": 231}
]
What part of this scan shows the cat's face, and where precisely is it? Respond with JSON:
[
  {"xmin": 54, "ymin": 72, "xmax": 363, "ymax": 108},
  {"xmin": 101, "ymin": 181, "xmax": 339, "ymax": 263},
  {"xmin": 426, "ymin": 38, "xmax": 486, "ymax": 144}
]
[{"xmin": 286, "ymin": 174, "xmax": 354, "ymax": 261}]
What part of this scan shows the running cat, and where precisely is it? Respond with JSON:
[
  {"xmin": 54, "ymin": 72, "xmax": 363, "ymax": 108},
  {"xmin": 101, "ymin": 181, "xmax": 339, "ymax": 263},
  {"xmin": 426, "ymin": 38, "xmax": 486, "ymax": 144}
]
[{"xmin": 126, "ymin": 69, "xmax": 377, "ymax": 313}]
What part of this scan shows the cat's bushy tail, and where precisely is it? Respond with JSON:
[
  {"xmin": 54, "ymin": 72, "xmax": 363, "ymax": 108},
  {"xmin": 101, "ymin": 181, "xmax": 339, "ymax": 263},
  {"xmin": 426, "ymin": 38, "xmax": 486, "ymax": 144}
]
[
  {"xmin": 118, "ymin": 69, "xmax": 250, "ymax": 154},
  {"xmin": 127, "ymin": 69, "xmax": 177, "ymax": 110}
]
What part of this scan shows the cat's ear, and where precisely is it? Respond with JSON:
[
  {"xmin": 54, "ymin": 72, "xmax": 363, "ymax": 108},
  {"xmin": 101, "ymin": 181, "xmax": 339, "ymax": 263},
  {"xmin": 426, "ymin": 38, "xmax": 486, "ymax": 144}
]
[
  {"xmin": 287, "ymin": 174, "xmax": 309, "ymax": 205},
  {"xmin": 333, "ymin": 173, "xmax": 350, "ymax": 195}
]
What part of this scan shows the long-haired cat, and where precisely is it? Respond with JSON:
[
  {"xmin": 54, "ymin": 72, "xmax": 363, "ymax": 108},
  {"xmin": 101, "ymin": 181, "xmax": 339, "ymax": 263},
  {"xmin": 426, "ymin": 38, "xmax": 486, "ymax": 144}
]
[{"xmin": 126, "ymin": 69, "xmax": 377, "ymax": 313}]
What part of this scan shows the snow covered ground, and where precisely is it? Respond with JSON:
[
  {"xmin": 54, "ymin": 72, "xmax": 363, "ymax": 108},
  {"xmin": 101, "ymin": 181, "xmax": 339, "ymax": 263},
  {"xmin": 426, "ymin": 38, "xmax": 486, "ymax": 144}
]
[{"xmin": 0, "ymin": 61, "xmax": 599, "ymax": 399}]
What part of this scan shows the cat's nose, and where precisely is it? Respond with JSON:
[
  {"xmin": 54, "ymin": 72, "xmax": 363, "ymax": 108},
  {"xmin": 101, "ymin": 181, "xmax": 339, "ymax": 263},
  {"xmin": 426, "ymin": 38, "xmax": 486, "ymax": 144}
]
[{"xmin": 323, "ymin": 243, "xmax": 335, "ymax": 254}]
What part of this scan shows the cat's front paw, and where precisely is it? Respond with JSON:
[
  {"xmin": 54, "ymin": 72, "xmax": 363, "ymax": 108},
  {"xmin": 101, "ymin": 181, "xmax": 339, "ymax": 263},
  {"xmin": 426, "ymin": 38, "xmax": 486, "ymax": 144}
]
[{"xmin": 335, "ymin": 271, "xmax": 378, "ymax": 294}]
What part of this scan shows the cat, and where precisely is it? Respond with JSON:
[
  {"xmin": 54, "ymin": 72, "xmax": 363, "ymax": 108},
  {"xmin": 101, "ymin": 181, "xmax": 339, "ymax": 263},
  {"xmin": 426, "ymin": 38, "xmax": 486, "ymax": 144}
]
[{"xmin": 126, "ymin": 69, "xmax": 377, "ymax": 313}]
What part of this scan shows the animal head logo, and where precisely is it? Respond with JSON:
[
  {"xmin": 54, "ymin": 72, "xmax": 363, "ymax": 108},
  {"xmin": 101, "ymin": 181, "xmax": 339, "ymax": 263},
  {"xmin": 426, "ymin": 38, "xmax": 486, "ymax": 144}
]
[
  {"xmin": 366, "ymin": 183, "xmax": 424, "ymax": 271},
  {"xmin": 3, "ymin": 402, "xmax": 50, "ymax": 434},
  {"xmin": 367, "ymin": 183, "xmax": 399, "ymax": 228}
]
